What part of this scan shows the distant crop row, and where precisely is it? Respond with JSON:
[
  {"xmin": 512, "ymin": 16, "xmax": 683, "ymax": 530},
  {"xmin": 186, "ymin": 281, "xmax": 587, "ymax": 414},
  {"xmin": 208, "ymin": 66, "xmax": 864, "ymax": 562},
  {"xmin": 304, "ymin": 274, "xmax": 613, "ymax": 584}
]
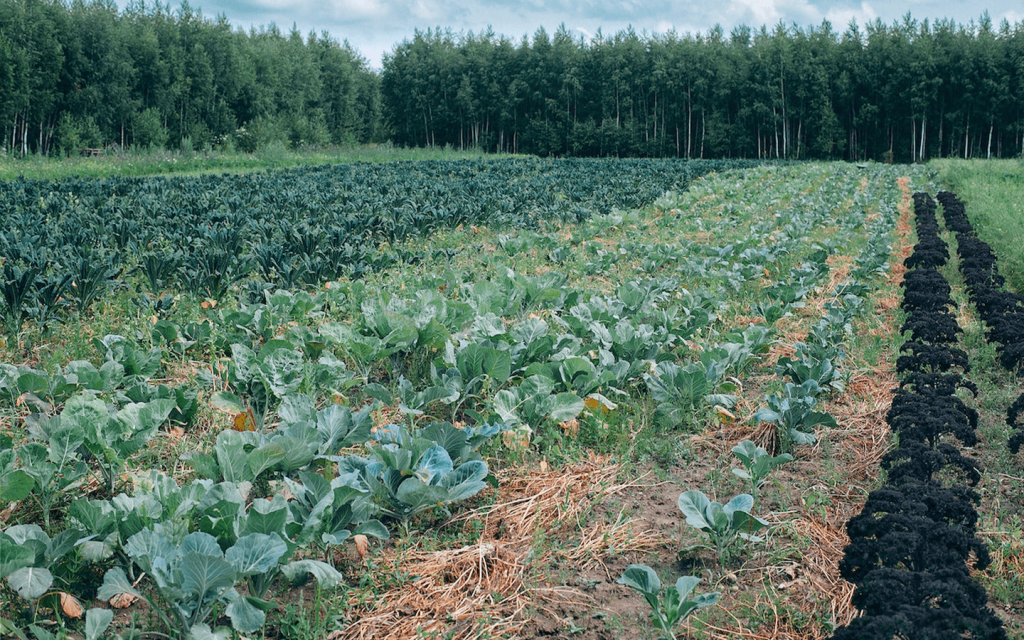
[
  {"xmin": 0, "ymin": 158, "xmax": 757, "ymax": 334},
  {"xmin": 936, "ymin": 192, "xmax": 1024, "ymax": 454},
  {"xmin": 831, "ymin": 192, "xmax": 1005, "ymax": 639}
]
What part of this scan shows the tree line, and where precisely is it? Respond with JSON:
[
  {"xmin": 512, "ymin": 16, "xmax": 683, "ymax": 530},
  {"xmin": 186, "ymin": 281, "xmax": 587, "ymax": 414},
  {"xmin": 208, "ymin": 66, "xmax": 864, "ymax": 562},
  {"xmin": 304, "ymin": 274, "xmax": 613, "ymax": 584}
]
[
  {"xmin": 382, "ymin": 16, "xmax": 1024, "ymax": 161},
  {"xmin": 1, "ymin": 0, "xmax": 381, "ymax": 155},
  {"xmin": 2, "ymin": 0, "xmax": 1023, "ymax": 161}
]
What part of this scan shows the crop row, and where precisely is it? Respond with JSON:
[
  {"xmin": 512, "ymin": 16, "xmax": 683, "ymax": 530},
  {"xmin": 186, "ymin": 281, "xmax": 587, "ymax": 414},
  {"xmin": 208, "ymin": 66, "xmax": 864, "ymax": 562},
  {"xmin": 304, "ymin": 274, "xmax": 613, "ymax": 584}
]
[
  {"xmin": 0, "ymin": 158, "xmax": 756, "ymax": 335},
  {"xmin": 831, "ymin": 192, "xmax": 1005, "ymax": 639},
  {"xmin": 0, "ymin": 164, "xmax": 921, "ymax": 638},
  {"xmin": 935, "ymin": 191, "xmax": 1024, "ymax": 455}
]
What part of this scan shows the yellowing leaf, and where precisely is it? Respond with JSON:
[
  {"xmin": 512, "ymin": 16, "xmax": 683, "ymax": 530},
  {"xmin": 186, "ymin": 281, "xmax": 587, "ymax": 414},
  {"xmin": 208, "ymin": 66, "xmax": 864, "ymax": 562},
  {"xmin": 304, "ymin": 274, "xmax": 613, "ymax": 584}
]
[
  {"xmin": 232, "ymin": 410, "xmax": 256, "ymax": 432},
  {"xmin": 59, "ymin": 592, "xmax": 83, "ymax": 619},
  {"xmin": 353, "ymin": 534, "xmax": 369, "ymax": 559},
  {"xmin": 110, "ymin": 592, "xmax": 137, "ymax": 609},
  {"xmin": 714, "ymin": 405, "xmax": 737, "ymax": 423}
]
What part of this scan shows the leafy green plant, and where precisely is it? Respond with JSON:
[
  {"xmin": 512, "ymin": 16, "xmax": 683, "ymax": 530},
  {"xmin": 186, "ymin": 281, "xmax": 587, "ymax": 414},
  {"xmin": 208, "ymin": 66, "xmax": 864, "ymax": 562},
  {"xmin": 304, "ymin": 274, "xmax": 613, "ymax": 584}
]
[
  {"xmin": 60, "ymin": 394, "xmax": 176, "ymax": 495},
  {"xmin": 775, "ymin": 355, "xmax": 843, "ymax": 393},
  {"xmin": 338, "ymin": 424, "xmax": 490, "ymax": 527},
  {"xmin": 282, "ymin": 471, "xmax": 388, "ymax": 561},
  {"xmin": 98, "ymin": 529, "xmax": 287, "ymax": 637},
  {"xmin": 753, "ymin": 380, "xmax": 837, "ymax": 453},
  {"xmin": 17, "ymin": 436, "xmax": 89, "ymax": 530},
  {"xmin": 491, "ymin": 375, "xmax": 584, "ymax": 433},
  {"xmin": 0, "ymin": 264, "xmax": 38, "ymax": 335},
  {"xmin": 644, "ymin": 362, "xmax": 735, "ymax": 429},
  {"xmin": 1, "ymin": 525, "xmax": 86, "ymax": 603},
  {"xmin": 0, "ymin": 447, "xmax": 34, "ymax": 503},
  {"xmin": 210, "ymin": 340, "xmax": 306, "ymax": 430},
  {"xmin": 731, "ymin": 440, "xmax": 793, "ymax": 496},
  {"xmin": 677, "ymin": 490, "xmax": 768, "ymax": 564},
  {"xmin": 616, "ymin": 564, "xmax": 719, "ymax": 640}
]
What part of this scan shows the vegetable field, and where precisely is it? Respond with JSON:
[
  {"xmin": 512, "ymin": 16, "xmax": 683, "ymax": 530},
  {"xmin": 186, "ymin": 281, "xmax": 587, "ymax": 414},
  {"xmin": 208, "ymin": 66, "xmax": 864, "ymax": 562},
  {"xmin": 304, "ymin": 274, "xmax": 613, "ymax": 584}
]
[{"xmin": 1, "ymin": 158, "xmax": 1022, "ymax": 640}]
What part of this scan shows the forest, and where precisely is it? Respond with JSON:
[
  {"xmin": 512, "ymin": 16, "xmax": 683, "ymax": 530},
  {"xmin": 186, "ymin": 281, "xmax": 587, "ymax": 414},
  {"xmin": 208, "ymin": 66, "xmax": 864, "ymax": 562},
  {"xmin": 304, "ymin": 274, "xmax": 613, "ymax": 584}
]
[{"xmin": 2, "ymin": 0, "xmax": 1024, "ymax": 162}]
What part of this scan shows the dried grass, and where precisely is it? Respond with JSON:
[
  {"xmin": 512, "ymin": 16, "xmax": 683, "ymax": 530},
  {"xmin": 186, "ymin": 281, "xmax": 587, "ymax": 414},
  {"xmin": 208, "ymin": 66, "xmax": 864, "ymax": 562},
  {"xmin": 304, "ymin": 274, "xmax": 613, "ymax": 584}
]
[{"xmin": 338, "ymin": 455, "xmax": 657, "ymax": 640}]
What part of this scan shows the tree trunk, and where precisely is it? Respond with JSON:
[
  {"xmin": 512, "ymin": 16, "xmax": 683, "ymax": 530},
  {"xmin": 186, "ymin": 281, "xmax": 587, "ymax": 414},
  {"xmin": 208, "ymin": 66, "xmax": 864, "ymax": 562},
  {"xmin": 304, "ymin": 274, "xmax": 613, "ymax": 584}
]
[
  {"xmin": 913, "ymin": 118, "xmax": 921, "ymax": 161},
  {"xmin": 919, "ymin": 117, "xmax": 926, "ymax": 161},
  {"xmin": 987, "ymin": 122, "xmax": 993, "ymax": 159}
]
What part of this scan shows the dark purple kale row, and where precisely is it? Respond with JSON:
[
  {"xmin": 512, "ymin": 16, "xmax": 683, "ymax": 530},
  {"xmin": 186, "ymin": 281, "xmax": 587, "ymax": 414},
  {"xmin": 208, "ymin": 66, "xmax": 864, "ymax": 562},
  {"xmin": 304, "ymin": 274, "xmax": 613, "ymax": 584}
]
[
  {"xmin": 840, "ymin": 481, "xmax": 988, "ymax": 584},
  {"xmin": 887, "ymin": 394, "xmax": 978, "ymax": 448},
  {"xmin": 832, "ymin": 567, "xmax": 1007, "ymax": 640},
  {"xmin": 1008, "ymin": 393, "xmax": 1024, "ymax": 454},
  {"xmin": 938, "ymin": 191, "xmax": 1024, "ymax": 375},
  {"xmin": 899, "ymin": 372, "xmax": 978, "ymax": 399},
  {"xmin": 905, "ymin": 192, "xmax": 949, "ymax": 270},
  {"xmin": 937, "ymin": 191, "xmax": 976, "ymax": 236},
  {"xmin": 830, "ymin": 192, "xmax": 1006, "ymax": 640},
  {"xmin": 901, "ymin": 267, "xmax": 954, "ymax": 313},
  {"xmin": 896, "ymin": 342, "xmax": 971, "ymax": 374},
  {"xmin": 901, "ymin": 310, "xmax": 963, "ymax": 345},
  {"xmin": 882, "ymin": 441, "xmax": 981, "ymax": 487}
]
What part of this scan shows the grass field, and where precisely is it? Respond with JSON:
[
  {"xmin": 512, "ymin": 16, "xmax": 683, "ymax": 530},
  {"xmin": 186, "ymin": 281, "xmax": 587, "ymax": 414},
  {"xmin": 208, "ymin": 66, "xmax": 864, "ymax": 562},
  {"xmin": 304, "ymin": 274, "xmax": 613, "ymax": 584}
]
[{"xmin": 0, "ymin": 158, "xmax": 1021, "ymax": 640}]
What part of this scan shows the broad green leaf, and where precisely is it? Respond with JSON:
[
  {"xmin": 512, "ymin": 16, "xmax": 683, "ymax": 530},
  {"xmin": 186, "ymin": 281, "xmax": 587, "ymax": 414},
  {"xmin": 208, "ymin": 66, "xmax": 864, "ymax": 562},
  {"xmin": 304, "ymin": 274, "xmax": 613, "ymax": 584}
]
[
  {"xmin": 210, "ymin": 391, "xmax": 244, "ymax": 414},
  {"xmin": 247, "ymin": 443, "xmax": 287, "ymax": 479},
  {"xmin": 243, "ymin": 495, "xmax": 288, "ymax": 537},
  {"xmin": 0, "ymin": 470, "xmax": 34, "ymax": 501},
  {"xmin": 187, "ymin": 623, "xmax": 231, "ymax": 640},
  {"xmin": 0, "ymin": 536, "xmax": 35, "ymax": 577},
  {"xmin": 225, "ymin": 592, "xmax": 266, "ymax": 633},
  {"xmin": 723, "ymin": 494, "xmax": 754, "ymax": 516},
  {"xmin": 278, "ymin": 394, "xmax": 317, "ymax": 426},
  {"xmin": 352, "ymin": 520, "xmax": 390, "ymax": 540},
  {"xmin": 395, "ymin": 478, "xmax": 447, "ymax": 511},
  {"xmin": 180, "ymin": 552, "xmax": 236, "ymax": 600},
  {"xmin": 677, "ymin": 490, "xmax": 712, "ymax": 530},
  {"xmin": 84, "ymin": 608, "xmax": 113, "ymax": 640},
  {"xmin": 617, "ymin": 563, "xmax": 661, "ymax": 600},
  {"xmin": 8, "ymin": 566, "xmax": 52, "ymax": 599},
  {"xmin": 547, "ymin": 392, "xmax": 584, "ymax": 422},
  {"xmin": 280, "ymin": 559, "xmax": 343, "ymax": 589},
  {"xmin": 414, "ymin": 445, "xmax": 454, "ymax": 483},
  {"xmin": 226, "ymin": 534, "xmax": 287, "ymax": 575}
]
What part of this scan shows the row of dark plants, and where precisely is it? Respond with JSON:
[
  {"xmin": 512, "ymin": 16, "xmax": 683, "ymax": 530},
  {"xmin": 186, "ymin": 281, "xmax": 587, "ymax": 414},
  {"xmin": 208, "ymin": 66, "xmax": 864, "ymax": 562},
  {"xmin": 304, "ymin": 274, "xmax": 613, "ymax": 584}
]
[
  {"xmin": 831, "ymin": 192, "xmax": 1005, "ymax": 639},
  {"xmin": 0, "ymin": 158, "xmax": 754, "ymax": 335},
  {"xmin": 936, "ymin": 191, "xmax": 1024, "ymax": 454}
]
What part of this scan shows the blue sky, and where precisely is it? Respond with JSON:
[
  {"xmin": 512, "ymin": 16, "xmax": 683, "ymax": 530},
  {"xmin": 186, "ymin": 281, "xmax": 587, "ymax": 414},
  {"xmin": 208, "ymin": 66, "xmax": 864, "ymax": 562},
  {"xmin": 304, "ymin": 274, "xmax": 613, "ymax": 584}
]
[{"xmin": 170, "ymin": 0, "xmax": 1024, "ymax": 68}]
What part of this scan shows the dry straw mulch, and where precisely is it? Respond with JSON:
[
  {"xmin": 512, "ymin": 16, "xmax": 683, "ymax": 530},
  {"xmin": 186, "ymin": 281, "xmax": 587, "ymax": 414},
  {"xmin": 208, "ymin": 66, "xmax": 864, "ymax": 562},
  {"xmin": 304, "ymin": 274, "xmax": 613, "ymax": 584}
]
[{"xmin": 336, "ymin": 455, "xmax": 664, "ymax": 640}]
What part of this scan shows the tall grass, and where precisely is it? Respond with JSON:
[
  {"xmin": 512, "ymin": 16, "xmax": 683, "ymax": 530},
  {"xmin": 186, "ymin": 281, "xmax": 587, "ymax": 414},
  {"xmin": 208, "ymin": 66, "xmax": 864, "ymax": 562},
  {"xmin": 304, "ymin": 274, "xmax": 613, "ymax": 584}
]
[{"xmin": 0, "ymin": 144, "xmax": 499, "ymax": 182}]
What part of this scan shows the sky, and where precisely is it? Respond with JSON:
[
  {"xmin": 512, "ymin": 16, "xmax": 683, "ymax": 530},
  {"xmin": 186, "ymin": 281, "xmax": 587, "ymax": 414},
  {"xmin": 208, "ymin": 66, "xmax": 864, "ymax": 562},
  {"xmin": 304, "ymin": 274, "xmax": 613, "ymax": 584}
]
[{"xmin": 171, "ymin": 0, "xmax": 1024, "ymax": 68}]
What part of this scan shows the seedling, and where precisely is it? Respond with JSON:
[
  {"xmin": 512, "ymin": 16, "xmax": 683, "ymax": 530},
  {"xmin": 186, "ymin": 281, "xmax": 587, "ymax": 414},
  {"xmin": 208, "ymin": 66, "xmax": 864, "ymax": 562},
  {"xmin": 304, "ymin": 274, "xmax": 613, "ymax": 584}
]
[{"xmin": 617, "ymin": 564, "xmax": 719, "ymax": 640}]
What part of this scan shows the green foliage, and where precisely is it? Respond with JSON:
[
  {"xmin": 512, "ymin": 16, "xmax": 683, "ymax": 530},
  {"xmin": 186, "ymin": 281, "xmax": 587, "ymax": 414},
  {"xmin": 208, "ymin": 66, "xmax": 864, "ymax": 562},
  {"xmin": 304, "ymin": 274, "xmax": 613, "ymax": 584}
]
[
  {"xmin": 731, "ymin": 440, "xmax": 794, "ymax": 496},
  {"xmin": 337, "ymin": 423, "xmax": 490, "ymax": 525},
  {"xmin": 677, "ymin": 490, "xmax": 768, "ymax": 565},
  {"xmin": 99, "ymin": 530, "xmax": 287, "ymax": 637},
  {"xmin": 753, "ymin": 381, "xmax": 838, "ymax": 453},
  {"xmin": 1, "ymin": 525, "xmax": 86, "ymax": 602},
  {"xmin": 617, "ymin": 564, "xmax": 719, "ymax": 640}
]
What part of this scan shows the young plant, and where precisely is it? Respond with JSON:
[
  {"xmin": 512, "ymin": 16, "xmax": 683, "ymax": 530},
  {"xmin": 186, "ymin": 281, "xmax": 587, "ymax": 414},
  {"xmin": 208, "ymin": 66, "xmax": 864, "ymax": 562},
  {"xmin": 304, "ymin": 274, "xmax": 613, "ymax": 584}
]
[
  {"xmin": 731, "ymin": 440, "xmax": 793, "ymax": 496},
  {"xmin": 98, "ymin": 529, "xmax": 288, "ymax": 637},
  {"xmin": 60, "ymin": 395, "xmax": 177, "ymax": 495},
  {"xmin": 1, "ymin": 525, "xmax": 87, "ymax": 603},
  {"xmin": 678, "ymin": 490, "xmax": 768, "ymax": 565},
  {"xmin": 617, "ymin": 564, "xmax": 719, "ymax": 640},
  {"xmin": 337, "ymin": 424, "xmax": 490, "ymax": 528},
  {"xmin": 753, "ymin": 380, "xmax": 837, "ymax": 453}
]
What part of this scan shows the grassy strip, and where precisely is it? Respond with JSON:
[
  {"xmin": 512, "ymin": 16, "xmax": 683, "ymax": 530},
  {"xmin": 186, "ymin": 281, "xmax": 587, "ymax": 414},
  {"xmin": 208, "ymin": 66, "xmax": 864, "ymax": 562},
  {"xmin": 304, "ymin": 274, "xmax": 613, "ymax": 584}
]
[
  {"xmin": 931, "ymin": 159, "xmax": 1024, "ymax": 293},
  {"xmin": 0, "ymin": 144, "xmax": 495, "ymax": 181}
]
